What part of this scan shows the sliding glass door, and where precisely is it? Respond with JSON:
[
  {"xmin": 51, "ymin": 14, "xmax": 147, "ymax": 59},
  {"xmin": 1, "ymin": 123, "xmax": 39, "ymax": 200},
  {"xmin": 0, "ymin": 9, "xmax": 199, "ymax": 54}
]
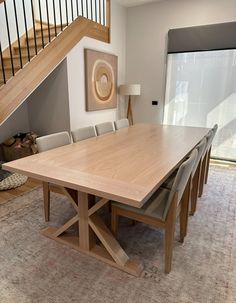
[{"xmin": 164, "ymin": 49, "xmax": 236, "ymax": 161}]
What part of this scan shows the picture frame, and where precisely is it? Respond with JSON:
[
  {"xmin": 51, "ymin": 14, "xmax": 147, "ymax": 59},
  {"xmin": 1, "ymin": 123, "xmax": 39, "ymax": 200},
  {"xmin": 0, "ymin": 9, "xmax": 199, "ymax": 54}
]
[{"xmin": 85, "ymin": 49, "xmax": 118, "ymax": 111}]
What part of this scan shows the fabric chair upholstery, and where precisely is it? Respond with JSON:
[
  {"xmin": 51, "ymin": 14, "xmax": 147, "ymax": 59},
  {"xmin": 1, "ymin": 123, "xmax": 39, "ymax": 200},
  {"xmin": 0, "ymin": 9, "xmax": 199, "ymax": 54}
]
[
  {"xmin": 203, "ymin": 124, "xmax": 218, "ymax": 186},
  {"xmin": 192, "ymin": 137, "xmax": 207, "ymax": 175},
  {"xmin": 36, "ymin": 131, "xmax": 71, "ymax": 222},
  {"xmin": 95, "ymin": 122, "xmax": 114, "ymax": 136},
  {"xmin": 36, "ymin": 131, "xmax": 71, "ymax": 153},
  {"xmin": 112, "ymin": 149, "xmax": 198, "ymax": 273},
  {"xmin": 71, "ymin": 126, "xmax": 96, "ymax": 143},
  {"xmin": 114, "ymin": 119, "xmax": 129, "ymax": 130}
]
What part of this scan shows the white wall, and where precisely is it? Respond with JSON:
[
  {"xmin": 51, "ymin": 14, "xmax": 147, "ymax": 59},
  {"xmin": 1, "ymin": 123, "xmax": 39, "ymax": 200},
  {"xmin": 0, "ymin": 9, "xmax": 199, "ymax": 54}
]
[
  {"xmin": 126, "ymin": 0, "xmax": 236, "ymax": 124},
  {"xmin": 67, "ymin": 0, "xmax": 127, "ymax": 131}
]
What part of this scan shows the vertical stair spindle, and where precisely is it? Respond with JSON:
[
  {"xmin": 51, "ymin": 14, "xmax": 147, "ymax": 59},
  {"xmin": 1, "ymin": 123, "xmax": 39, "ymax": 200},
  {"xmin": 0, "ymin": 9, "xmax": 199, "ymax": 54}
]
[
  {"xmin": 103, "ymin": 0, "xmax": 105, "ymax": 25},
  {"xmin": 30, "ymin": 0, "xmax": 38, "ymax": 55},
  {"xmin": 22, "ymin": 0, "xmax": 31, "ymax": 62},
  {"xmin": 76, "ymin": 0, "xmax": 79, "ymax": 17},
  {"xmin": 81, "ymin": 0, "xmax": 84, "ymax": 17},
  {"xmin": 0, "ymin": 41, "xmax": 6, "ymax": 84},
  {"xmin": 45, "ymin": 0, "xmax": 51, "ymax": 42},
  {"xmin": 3, "ymin": 1, "xmax": 14, "ymax": 76},
  {"xmin": 13, "ymin": 0, "xmax": 23, "ymax": 68},
  {"xmin": 71, "ymin": 0, "xmax": 74, "ymax": 21},
  {"xmin": 38, "ymin": 0, "xmax": 45, "ymax": 48},
  {"xmin": 65, "ymin": 0, "xmax": 69, "ymax": 26},
  {"xmin": 52, "ymin": 0, "xmax": 57, "ymax": 36},
  {"xmin": 95, "ymin": 0, "xmax": 97, "ymax": 23},
  {"xmin": 99, "ymin": 0, "xmax": 101, "ymax": 24},
  {"xmin": 59, "ymin": 0, "xmax": 63, "ymax": 31},
  {"xmin": 86, "ymin": 0, "xmax": 88, "ymax": 18},
  {"xmin": 90, "ymin": 0, "xmax": 93, "ymax": 21}
]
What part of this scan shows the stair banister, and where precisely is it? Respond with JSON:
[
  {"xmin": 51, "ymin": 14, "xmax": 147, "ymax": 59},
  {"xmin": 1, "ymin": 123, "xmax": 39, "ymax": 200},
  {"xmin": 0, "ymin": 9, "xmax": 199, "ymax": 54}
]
[{"xmin": 0, "ymin": 0, "xmax": 111, "ymax": 126}]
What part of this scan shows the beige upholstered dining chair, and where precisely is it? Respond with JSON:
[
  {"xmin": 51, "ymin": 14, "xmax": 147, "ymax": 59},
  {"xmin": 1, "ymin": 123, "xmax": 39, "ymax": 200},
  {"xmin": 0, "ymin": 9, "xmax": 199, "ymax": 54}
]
[
  {"xmin": 204, "ymin": 124, "xmax": 218, "ymax": 184},
  {"xmin": 111, "ymin": 149, "xmax": 198, "ymax": 273},
  {"xmin": 162, "ymin": 137, "xmax": 207, "ymax": 216},
  {"xmin": 36, "ymin": 131, "xmax": 71, "ymax": 152},
  {"xmin": 198, "ymin": 129, "xmax": 214, "ymax": 198},
  {"xmin": 71, "ymin": 126, "xmax": 96, "ymax": 143},
  {"xmin": 189, "ymin": 137, "xmax": 207, "ymax": 215},
  {"xmin": 95, "ymin": 122, "xmax": 114, "ymax": 136},
  {"xmin": 36, "ymin": 131, "xmax": 71, "ymax": 222},
  {"xmin": 114, "ymin": 118, "xmax": 130, "ymax": 130}
]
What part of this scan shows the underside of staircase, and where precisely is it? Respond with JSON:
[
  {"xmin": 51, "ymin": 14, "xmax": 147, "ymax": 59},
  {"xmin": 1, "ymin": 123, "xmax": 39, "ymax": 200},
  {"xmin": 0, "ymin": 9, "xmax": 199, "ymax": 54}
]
[{"xmin": 0, "ymin": 2, "xmax": 110, "ymax": 126}]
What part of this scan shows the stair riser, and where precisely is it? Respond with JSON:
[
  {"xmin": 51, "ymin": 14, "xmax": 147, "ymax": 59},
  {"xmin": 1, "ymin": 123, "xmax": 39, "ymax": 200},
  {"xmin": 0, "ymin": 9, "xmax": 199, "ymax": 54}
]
[
  {"xmin": 13, "ymin": 46, "xmax": 43, "ymax": 56},
  {"xmin": 0, "ymin": 68, "xmax": 21, "ymax": 79},
  {"xmin": 3, "ymin": 56, "xmax": 32, "ymax": 67},
  {"xmin": 27, "ymin": 36, "xmax": 52, "ymax": 47},
  {"xmin": 34, "ymin": 27, "xmax": 61, "ymax": 37}
]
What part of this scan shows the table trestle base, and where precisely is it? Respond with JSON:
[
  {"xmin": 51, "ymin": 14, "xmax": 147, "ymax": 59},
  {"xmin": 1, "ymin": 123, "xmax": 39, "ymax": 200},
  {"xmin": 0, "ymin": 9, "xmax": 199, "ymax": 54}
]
[{"xmin": 42, "ymin": 226, "xmax": 143, "ymax": 277}]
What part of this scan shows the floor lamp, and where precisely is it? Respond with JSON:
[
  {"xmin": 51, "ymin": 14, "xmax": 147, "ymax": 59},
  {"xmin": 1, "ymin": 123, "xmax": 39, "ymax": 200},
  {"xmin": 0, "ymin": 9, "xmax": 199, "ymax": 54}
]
[{"xmin": 119, "ymin": 84, "xmax": 141, "ymax": 125}]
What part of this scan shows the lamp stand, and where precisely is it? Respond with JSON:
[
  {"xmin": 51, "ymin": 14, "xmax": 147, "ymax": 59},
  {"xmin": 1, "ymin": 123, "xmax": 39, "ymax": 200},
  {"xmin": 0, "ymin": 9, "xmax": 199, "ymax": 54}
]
[{"xmin": 127, "ymin": 95, "xmax": 134, "ymax": 125}]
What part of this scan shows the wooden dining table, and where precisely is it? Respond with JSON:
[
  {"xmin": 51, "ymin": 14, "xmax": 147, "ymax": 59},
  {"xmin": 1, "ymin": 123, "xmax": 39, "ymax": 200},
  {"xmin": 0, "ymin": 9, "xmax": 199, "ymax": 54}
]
[{"xmin": 3, "ymin": 123, "xmax": 210, "ymax": 276}]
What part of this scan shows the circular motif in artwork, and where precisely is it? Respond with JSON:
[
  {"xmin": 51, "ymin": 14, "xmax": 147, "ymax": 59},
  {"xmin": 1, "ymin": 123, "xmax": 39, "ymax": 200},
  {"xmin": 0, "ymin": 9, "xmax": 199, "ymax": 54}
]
[{"xmin": 92, "ymin": 59, "xmax": 115, "ymax": 103}]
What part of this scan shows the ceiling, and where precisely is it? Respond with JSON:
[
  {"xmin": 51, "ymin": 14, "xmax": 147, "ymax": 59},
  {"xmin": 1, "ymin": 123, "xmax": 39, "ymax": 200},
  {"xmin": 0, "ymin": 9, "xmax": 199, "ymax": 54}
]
[{"xmin": 116, "ymin": 0, "xmax": 164, "ymax": 7}]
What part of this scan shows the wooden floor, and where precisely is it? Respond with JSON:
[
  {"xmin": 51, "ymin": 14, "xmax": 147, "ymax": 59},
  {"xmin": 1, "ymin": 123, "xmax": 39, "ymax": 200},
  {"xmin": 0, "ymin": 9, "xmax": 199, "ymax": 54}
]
[
  {"xmin": 0, "ymin": 160, "xmax": 235, "ymax": 206},
  {"xmin": 0, "ymin": 178, "xmax": 41, "ymax": 205}
]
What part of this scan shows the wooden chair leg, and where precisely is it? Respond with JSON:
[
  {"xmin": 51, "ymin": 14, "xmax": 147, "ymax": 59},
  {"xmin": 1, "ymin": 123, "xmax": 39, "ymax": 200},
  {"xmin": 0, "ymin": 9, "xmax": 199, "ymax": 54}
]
[
  {"xmin": 204, "ymin": 147, "xmax": 211, "ymax": 184},
  {"xmin": 165, "ymin": 224, "xmax": 175, "ymax": 274},
  {"xmin": 43, "ymin": 181, "xmax": 50, "ymax": 222},
  {"xmin": 179, "ymin": 179, "xmax": 191, "ymax": 242},
  {"xmin": 164, "ymin": 197, "xmax": 177, "ymax": 274},
  {"xmin": 199, "ymin": 154, "xmax": 207, "ymax": 197},
  {"xmin": 111, "ymin": 207, "xmax": 119, "ymax": 238},
  {"xmin": 190, "ymin": 165, "xmax": 200, "ymax": 215}
]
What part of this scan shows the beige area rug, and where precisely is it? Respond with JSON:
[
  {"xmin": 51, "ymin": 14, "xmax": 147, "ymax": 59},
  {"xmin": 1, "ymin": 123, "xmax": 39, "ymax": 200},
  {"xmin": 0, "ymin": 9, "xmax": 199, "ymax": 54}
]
[{"xmin": 0, "ymin": 166, "xmax": 236, "ymax": 303}]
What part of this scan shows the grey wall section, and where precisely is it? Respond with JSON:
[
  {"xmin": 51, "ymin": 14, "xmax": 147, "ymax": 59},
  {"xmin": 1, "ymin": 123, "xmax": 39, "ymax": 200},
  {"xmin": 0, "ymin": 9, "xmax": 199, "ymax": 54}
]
[
  {"xmin": 0, "ymin": 102, "xmax": 30, "ymax": 143},
  {"xmin": 27, "ymin": 59, "xmax": 71, "ymax": 136},
  {"xmin": 168, "ymin": 22, "xmax": 236, "ymax": 53},
  {"xmin": 126, "ymin": 0, "xmax": 236, "ymax": 124}
]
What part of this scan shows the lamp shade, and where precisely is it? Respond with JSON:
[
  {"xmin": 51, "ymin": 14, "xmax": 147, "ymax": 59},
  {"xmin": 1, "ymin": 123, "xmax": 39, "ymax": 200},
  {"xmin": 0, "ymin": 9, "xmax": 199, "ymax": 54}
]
[{"xmin": 119, "ymin": 84, "xmax": 141, "ymax": 96}]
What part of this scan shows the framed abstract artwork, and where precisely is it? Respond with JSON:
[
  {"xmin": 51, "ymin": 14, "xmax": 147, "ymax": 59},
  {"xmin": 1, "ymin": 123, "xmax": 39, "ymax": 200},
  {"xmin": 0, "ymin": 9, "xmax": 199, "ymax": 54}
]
[{"xmin": 85, "ymin": 49, "xmax": 118, "ymax": 111}]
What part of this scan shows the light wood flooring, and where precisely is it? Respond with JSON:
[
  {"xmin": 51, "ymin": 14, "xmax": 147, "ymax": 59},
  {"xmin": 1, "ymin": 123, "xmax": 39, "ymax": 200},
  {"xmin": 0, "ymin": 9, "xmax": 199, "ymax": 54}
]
[{"xmin": 0, "ymin": 178, "xmax": 41, "ymax": 205}]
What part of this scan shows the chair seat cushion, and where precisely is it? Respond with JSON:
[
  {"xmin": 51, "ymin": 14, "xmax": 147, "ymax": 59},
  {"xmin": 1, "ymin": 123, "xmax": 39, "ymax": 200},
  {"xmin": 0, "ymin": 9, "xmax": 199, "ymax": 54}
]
[{"xmin": 112, "ymin": 187, "xmax": 171, "ymax": 221}]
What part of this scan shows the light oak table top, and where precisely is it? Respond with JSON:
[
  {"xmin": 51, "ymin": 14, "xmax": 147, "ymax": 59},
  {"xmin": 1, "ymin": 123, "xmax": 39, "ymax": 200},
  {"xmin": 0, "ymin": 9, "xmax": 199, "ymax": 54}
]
[{"xmin": 3, "ymin": 124, "xmax": 210, "ymax": 208}]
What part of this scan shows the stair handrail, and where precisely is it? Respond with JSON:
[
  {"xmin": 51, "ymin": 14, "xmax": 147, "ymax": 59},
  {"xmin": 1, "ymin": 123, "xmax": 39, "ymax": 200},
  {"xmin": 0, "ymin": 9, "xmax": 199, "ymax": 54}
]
[{"xmin": 0, "ymin": 0, "xmax": 110, "ymax": 85}]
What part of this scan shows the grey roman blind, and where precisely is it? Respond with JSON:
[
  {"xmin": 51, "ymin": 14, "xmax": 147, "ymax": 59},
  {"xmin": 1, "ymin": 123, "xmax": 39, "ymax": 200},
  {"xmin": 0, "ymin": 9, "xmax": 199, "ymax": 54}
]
[{"xmin": 168, "ymin": 22, "xmax": 236, "ymax": 54}]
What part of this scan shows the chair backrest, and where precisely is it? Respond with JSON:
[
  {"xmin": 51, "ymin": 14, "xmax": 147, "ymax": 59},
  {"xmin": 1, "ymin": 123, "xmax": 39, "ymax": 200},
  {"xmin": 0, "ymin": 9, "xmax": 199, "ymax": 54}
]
[
  {"xmin": 212, "ymin": 124, "xmax": 218, "ymax": 136},
  {"xmin": 114, "ymin": 118, "xmax": 129, "ymax": 130},
  {"xmin": 95, "ymin": 122, "xmax": 114, "ymax": 136},
  {"xmin": 36, "ymin": 131, "xmax": 71, "ymax": 153},
  {"xmin": 163, "ymin": 149, "xmax": 198, "ymax": 220},
  {"xmin": 205, "ymin": 130, "xmax": 214, "ymax": 152},
  {"xmin": 71, "ymin": 126, "xmax": 96, "ymax": 143},
  {"xmin": 192, "ymin": 137, "xmax": 207, "ymax": 175}
]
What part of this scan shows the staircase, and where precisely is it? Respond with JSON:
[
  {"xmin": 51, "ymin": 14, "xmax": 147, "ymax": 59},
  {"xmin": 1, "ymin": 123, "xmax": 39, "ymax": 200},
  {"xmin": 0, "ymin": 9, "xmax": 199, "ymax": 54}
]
[
  {"xmin": 0, "ymin": 0, "xmax": 110, "ymax": 126},
  {"xmin": 0, "ymin": 22, "xmax": 66, "ymax": 84}
]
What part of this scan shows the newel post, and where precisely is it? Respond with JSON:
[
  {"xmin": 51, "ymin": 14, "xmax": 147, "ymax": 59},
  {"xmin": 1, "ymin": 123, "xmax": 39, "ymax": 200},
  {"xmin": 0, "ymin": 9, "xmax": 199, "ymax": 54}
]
[{"xmin": 106, "ymin": 0, "xmax": 111, "ymax": 43}]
